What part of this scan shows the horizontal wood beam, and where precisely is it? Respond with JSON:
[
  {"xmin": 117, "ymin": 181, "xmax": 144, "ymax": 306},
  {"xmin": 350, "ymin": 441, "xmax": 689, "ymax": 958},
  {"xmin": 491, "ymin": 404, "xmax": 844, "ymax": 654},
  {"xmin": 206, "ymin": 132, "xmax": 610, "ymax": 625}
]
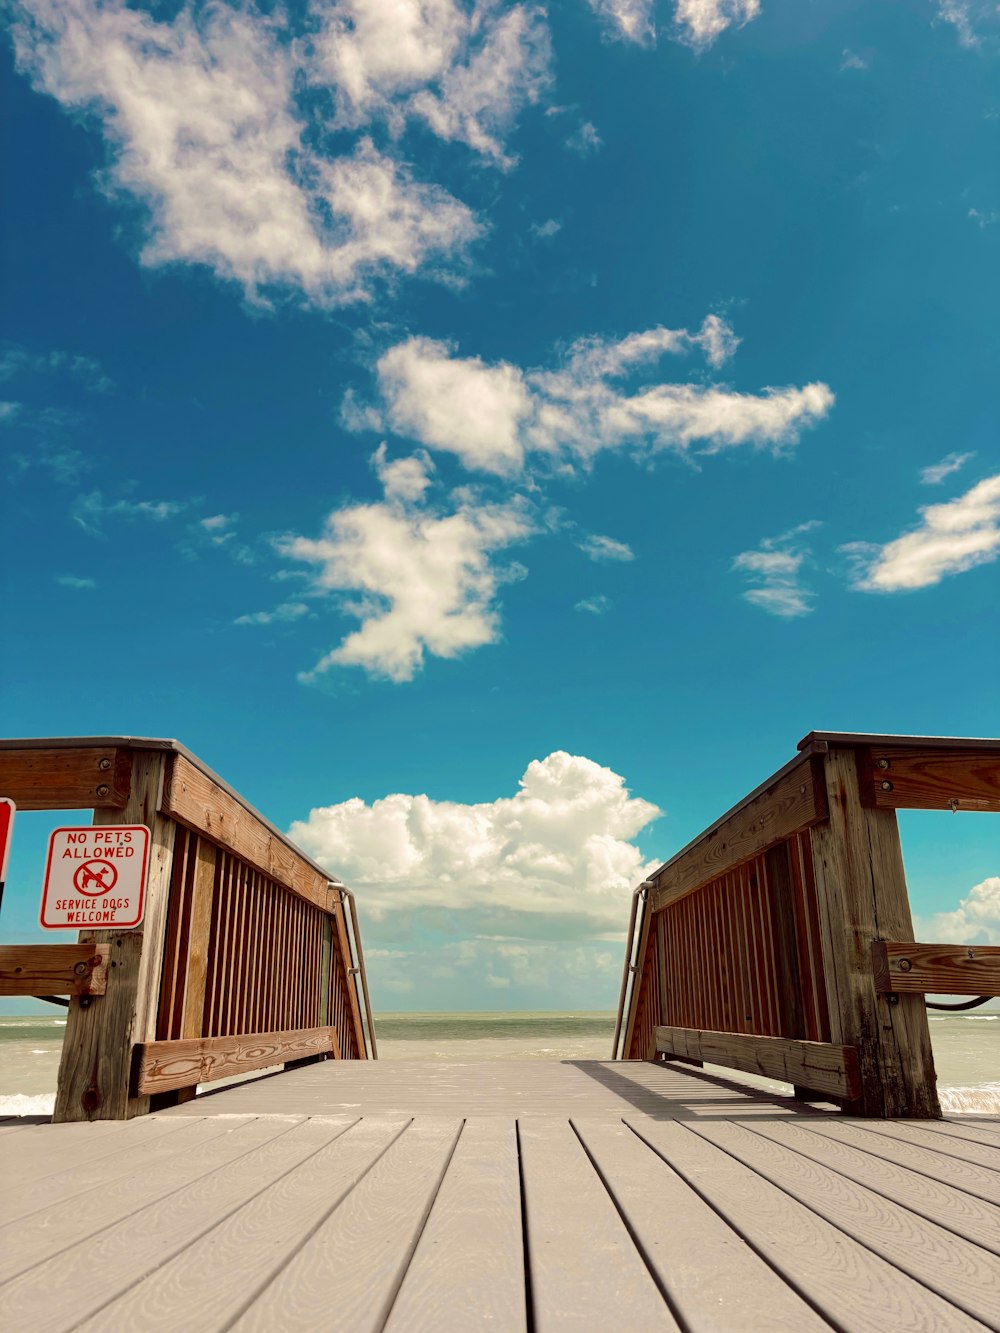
[
  {"xmin": 860, "ymin": 745, "xmax": 1000, "ymax": 812},
  {"xmin": 161, "ymin": 754, "xmax": 332, "ymax": 913},
  {"xmin": 133, "ymin": 1026, "xmax": 340, "ymax": 1096},
  {"xmin": 651, "ymin": 756, "xmax": 826, "ymax": 912},
  {"xmin": 0, "ymin": 747, "xmax": 132, "ymax": 811},
  {"xmin": 872, "ymin": 941, "xmax": 1000, "ymax": 996},
  {"xmin": 0, "ymin": 944, "xmax": 110, "ymax": 997},
  {"xmin": 654, "ymin": 1026, "xmax": 861, "ymax": 1101}
]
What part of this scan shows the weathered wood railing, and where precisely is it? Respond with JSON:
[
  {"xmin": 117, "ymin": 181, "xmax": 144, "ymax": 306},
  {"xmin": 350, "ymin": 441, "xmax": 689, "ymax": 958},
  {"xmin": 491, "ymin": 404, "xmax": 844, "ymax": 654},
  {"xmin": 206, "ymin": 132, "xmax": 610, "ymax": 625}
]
[
  {"xmin": 0, "ymin": 737, "xmax": 375, "ymax": 1121},
  {"xmin": 613, "ymin": 732, "xmax": 1000, "ymax": 1118}
]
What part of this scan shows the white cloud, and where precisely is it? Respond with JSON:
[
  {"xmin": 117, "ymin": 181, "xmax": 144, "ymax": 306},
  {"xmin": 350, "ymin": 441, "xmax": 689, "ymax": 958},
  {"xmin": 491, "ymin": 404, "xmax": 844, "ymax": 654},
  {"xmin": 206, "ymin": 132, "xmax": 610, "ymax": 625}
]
[
  {"xmin": 11, "ymin": 0, "xmax": 495, "ymax": 306},
  {"xmin": 358, "ymin": 317, "xmax": 832, "ymax": 475},
  {"xmin": 288, "ymin": 749, "xmax": 661, "ymax": 934},
  {"xmin": 72, "ymin": 490, "xmax": 188, "ymax": 535},
  {"xmin": 234, "ymin": 601, "xmax": 311, "ymax": 626},
  {"xmin": 969, "ymin": 207, "xmax": 999, "ymax": 229},
  {"xmin": 937, "ymin": 1, "xmax": 1000, "ymax": 49},
  {"xmin": 566, "ymin": 121, "xmax": 603, "ymax": 155},
  {"xmin": 56, "ymin": 574, "xmax": 96, "ymax": 589},
  {"xmin": 733, "ymin": 521, "xmax": 819, "ymax": 617},
  {"xmin": 575, "ymin": 594, "xmax": 612, "ymax": 614},
  {"xmin": 914, "ymin": 877, "xmax": 1000, "ymax": 947},
  {"xmin": 531, "ymin": 218, "xmax": 562, "ymax": 239},
  {"xmin": 376, "ymin": 338, "xmax": 533, "ymax": 475},
  {"xmin": 920, "ymin": 451, "xmax": 974, "ymax": 485},
  {"xmin": 585, "ymin": 0, "xmax": 656, "ymax": 46},
  {"xmin": 277, "ymin": 451, "xmax": 537, "ymax": 681},
  {"xmin": 672, "ymin": 0, "xmax": 761, "ymax": 50},
  {"xmin": 357, "ymin": 317, "xmax": 832, "ymax": 474},
  {"xmin": 843, "ymin": 473, "xmax": 1000, "ymax": 592},
  {"xmin": 839, "ymin": 49, "xmax": 870, "ymax": 72},
  {"xmin": 578, "ymin": 534, "xmax": 635, "ymax": 562}
]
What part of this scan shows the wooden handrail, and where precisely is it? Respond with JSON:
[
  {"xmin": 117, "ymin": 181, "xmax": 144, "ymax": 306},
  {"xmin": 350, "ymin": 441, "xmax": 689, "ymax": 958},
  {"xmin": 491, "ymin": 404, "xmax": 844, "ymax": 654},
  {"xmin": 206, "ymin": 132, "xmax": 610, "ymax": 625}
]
[
  {"xmin": 0, "ymin": 737, "xmax": 377, "ymax": 1121},
  {"xmin": 615, "ymin": 731, "xmax": 1000, "ymax": 1118}
]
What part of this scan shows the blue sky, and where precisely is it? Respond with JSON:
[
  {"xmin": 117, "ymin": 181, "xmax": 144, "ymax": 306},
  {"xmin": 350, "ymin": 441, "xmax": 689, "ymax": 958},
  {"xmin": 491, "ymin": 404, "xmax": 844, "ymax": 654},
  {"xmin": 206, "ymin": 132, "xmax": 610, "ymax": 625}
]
[{"xmin": 2, "ymin": 0, "xmax": 998, "ymax": 1013}]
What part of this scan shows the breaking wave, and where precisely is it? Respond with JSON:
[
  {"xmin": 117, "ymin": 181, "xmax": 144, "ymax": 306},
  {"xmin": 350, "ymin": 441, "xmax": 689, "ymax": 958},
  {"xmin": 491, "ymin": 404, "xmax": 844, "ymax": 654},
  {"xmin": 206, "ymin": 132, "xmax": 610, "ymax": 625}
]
[{"xmin": 937, "ymin": 1083, "xmax": 1000, "ymax": 1114}]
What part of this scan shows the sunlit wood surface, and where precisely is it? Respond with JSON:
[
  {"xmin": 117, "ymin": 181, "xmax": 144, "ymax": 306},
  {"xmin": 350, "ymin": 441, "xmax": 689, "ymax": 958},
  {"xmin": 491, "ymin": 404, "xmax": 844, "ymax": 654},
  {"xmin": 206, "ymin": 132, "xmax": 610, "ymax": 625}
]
[{"xmin": 2, "ymin": 1061, "xmax": 997, "ymax": 1331}]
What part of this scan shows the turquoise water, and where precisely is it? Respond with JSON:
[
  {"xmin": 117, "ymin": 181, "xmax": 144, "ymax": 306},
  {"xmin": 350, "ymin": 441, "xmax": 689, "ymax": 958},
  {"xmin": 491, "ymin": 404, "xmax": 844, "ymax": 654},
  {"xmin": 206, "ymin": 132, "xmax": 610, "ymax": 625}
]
[{"xmin": 2, "ymin": 1009, "xmax": 997, "ymax": 1114}]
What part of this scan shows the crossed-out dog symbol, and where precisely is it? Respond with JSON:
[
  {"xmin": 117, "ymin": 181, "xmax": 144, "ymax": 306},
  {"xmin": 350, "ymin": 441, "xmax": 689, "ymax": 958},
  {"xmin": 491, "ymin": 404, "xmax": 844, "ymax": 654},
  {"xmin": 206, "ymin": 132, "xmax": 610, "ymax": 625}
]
[{"xmin": 73, "ymin": 859, "xmax": 119, "ymax": 895}]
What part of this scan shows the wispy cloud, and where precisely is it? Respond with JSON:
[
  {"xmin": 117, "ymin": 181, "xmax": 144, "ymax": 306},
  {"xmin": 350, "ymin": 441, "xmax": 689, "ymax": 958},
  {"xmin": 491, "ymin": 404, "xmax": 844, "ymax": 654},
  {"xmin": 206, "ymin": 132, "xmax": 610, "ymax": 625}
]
[
  {"xmin": 234, "ymin": 602, "xmax": 312, "ymax": 627},
  {"xmin": 11, "ymin": 0, "xmax": 554, "ymax": 306},
  {"xmin": 566, "ymin": 121, "xmax": 602, "ymax": 155},
  {"xmin": 575, "ymin": 594, "xmax": 612, "ymax": 614},
  {"xmin": 732, "ymin": 521, "xmax": 820, "ymax": 617},
  {"xmin": 585, "ymin": 0, "xmax": 760, "ymax": 49},
  {"xmin": 72, "ymin": 490, "xmax": 188, "ymax": 536},
  {"xmin": 353, "ymin": 315, "xmax": 831, "ymax": 476},
  {"xmin": 920, "ymin": 451, "xmax": 974, "ymax": 485},
  {"xmin": 0, "ymin": 342, "xmax": 113, "ymax": 393},
  {"xmin": 55, "ymin": 574, "xmax": 96, "ymax": 590},
  {"xmin": 839, "ymin": 49, "xmax": 871, "ymax": 72},
  {"xmin": 578, "ymin": 534, "xmax": 635, "ymax": 562},
  {"xmin": 843, "ymin": 473, "xmax": 1000, "ymax": 591},
  {"xmin": 936, "ymin": 1, "xmax": 1000, "ymax": 50},
  {"xmin": 277, "ymin": 448, "xmax": 537, "ymax": 682}
]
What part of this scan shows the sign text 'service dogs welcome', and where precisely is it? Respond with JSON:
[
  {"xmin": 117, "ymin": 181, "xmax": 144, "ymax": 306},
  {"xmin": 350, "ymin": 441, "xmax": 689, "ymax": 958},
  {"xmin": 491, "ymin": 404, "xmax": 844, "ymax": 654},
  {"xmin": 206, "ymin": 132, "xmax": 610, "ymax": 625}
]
[{"xmin": 40, "ymin": 825, "xmax": 150, "ymax": 928}]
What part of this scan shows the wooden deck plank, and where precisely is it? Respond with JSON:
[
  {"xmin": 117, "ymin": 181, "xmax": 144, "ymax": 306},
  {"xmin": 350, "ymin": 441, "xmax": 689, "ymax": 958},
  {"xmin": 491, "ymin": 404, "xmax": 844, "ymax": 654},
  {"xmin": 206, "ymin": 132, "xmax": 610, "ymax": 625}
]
[
  {"xmin": 518, "ymin": 1117, "xmax": 679, "ymax": 1331},
  {"xmin": 691, "ymin": 1120, "xmax": 1000, "ymax": 1326},
  {"xmin": 0, "ymin": 1115, "xmax": 194, "ymax": 1192},
  {"xmin": 573, "ymin": 1118, "xmax": 826, "ymax": 1331},
  {"xmin": 748, "ymin": 1119, "xmax": 1000, "ymax": 1255},
  {"xmin": 75, "ymin": 1117, "xmax": 403, "ymax": 1332},
  {"xmin": 233, "ymin": 1118, "xmax": 463, "ymax": 1333},
  {"xmin": 804, "ymin": 1120, "xmax": 1000, "ymax": 1206},
  {"xmin": 860, "ymin": 1120, "xmax": 1000, "ymax": 1172},
  {"xmin": 0, "ymin": 1117, "xmax": 328, "ymax": 1327},
  {"xmin": 925, "ymin": 1119, "xmax": 1000, "ymax": 1150},
  {"xmin": 0, "ymin": 1115, "xmax": 239, "ymax": 1226},
  {"xmin": 385, "ymin": 1118, "xmax": 528, "ymax": 1333},
  {"xmin": 627, "ymin": 1118, "xmax": 984, "ymax": 1332}
]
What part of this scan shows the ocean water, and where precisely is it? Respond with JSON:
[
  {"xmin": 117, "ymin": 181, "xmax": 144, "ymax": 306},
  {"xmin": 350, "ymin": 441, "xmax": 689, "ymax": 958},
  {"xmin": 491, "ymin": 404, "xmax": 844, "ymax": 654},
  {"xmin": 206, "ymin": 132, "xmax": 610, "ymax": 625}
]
[{"xmin": 2, "ymin": 1009, "xmax": 997, "ymax": 1116}]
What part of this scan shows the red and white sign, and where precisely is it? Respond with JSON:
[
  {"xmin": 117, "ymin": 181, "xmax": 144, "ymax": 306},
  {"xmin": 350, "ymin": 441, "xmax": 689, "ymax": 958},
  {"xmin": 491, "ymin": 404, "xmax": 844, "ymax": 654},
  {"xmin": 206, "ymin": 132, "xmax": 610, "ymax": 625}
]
[
  {"xmin": 40, "ymin": 825, "xmax": 150, "ymax": 929},
  {"xmin": 0, "ymin": 799, "xmax": 14, "ymax": 883}
]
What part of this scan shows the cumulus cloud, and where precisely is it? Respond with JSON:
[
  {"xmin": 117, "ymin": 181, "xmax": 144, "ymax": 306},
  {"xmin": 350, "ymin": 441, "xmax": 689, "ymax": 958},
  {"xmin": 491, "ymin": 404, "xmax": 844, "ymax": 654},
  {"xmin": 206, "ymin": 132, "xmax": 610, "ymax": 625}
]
[
  {"xmin": 277, "ymin": 450, "xmax": 537, "ymax": 681},
  {"xmin": 843, "ymin": 473, "xmax": 1000, "ymax": 592},
  {"xmin": 11, "ymin": 0, "xmax": 552, "ymax": 305},
  {"xmin": 288, "ymin": 750, "xmax": 661, "ymax": 935},
  {"xmin": 354, "ymin": 316, "xmax": 832, "ymax": 475},
  {"xmin": 921, "ymin": 452, "xmax": 975, "ymax": 485},
  {"xmin": 914, "ymin": 877, "xmax": 1000, "ymax": 947},
  {"xmin": 578, "ymin": 534, "xmax": 635, "ymax": 562},
  {"xmin": 732, "ymin": 522, "xmax": 820, "ymax": 617}
]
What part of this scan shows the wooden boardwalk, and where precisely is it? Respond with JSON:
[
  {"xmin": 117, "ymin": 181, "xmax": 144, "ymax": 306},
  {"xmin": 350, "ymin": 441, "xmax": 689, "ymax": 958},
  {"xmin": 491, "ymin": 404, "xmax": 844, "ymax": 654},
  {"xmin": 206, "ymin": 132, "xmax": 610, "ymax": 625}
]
[{"xmin": 2, "ymin": 1061, "xmax": 999, "ymax": 1331}]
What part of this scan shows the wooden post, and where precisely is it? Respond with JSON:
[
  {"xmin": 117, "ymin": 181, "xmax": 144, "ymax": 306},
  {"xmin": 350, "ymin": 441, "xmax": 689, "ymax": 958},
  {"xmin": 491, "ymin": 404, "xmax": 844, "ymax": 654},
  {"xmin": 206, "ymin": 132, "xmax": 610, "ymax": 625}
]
[
  {"xmin": 763, "ymin": 841, "xmax": 812, "ymax": 1100},
  {"xmin": 53, "ymin": 752, "xmax": 177, "ymax": 1122},
  {"xmin": 809, "ymin": 748, "xmax": 940, "ymax": 1118}
]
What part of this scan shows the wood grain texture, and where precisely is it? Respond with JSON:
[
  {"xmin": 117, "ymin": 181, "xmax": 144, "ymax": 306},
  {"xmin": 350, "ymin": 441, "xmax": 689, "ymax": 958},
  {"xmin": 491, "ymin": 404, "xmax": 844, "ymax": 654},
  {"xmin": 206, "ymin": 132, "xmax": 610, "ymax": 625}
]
[
  {"xmin": 628, "ymin": 1118, "xmax": 984, "ymax": 1333},
  {"xmin": 809, "ymin": 747, "xmax": 940, "ymax": 1117},
  {"xmin": 385, "ymin": 1118, "xmax": 527, "ymax": 1333},
  {"xmin": 873, "ymin": 941, "xmax": 1000, "ymax": 995},
  {"xmin": 690, "ymin": 1119, "xmax": 1000, "ymax": 1326},
  {"xmin": 135, "ymin": 1026, "xmax": 337, "ymax": 1095},
  {"xmin": 0, "ymin": 1115, "xmax": 192, "ymax": 1193},
  {"xmin": 654, "ymin": 1026, "xmax": 860, "ymax": 1100},
  {"xmin": 0, "ymin": 944, "xmax": 110, "ymax": 996},
  {"xmin": 233, "ymin": 1119, "xmax": 462, "ymax": 1333},
  {"xmin": 162, "ymin": 753, "xmax": 330, "ymax": 913},
  {"xmin": 866, "ymin": 745, "xmax": 1000, "ymax": 812},
  {"xmin": 574, "ymin": 1118, "xmax": 825, "ymax": 1331},
  {"xmin": 746, "ymin": 1119, "xmax": 1000, "ymax": 1255},
  {"xmin": 806, "ymin": 1120, "xmax": 1000, "ymax": 1207},
  {"xmin": 859, "ymin": 1120, "xmax": 1000, "ymax": 1174},
  {"xmin": 930, "ymin": 1119, "xmax": 1000, "ymax": 1149},
  {"xmin": 651, "ymin": 756, "xmax": 825, "ymax": 913},
  {"xmin": 73, "ymin": 1116, "xmax": 378, "ymax": 1333},
  {"xmin": 518, "ymin": 1117, "xmax": 679, "ymax": 1332},
  {"xmin": 0, "ymin": 1116, "xmax": 303, "ymax": 1292},
  {"xmin": 181, "ymin": 836, "xmax": 217, "ymax": 1037},
  {"xmin": 54, "ymin": 752, "xmax": 177, "ymax": 1122},
  {"xmin": 0, "ymin": 745, "xmax": 131, "ymax": 810}
]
